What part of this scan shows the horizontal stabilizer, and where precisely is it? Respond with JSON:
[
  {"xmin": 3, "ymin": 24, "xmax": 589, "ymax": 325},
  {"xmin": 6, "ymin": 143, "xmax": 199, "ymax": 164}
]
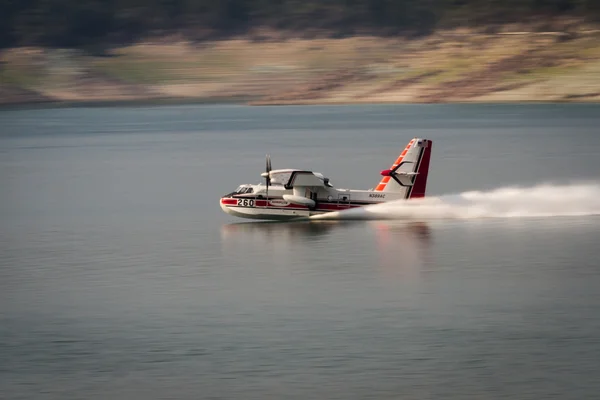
[{"xmin": 397, "ymin": 172, "xmax": 419, "ymax": 176}]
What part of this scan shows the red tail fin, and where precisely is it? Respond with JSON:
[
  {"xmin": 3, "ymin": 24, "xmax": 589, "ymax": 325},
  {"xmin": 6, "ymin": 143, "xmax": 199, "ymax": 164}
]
[
  {"xmin": 374, "ymin": 138, "xmax": 432, "ymax": 199},
  {"xmin": 408, "ymin": 140, "xmax": 432, "ymax": 199}
]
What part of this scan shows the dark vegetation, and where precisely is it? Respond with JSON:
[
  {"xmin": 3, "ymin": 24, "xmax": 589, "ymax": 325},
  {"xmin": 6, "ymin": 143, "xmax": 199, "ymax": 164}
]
[{"xmin": 1, "ymin": 0, "xmax": 599, "ymax": 48}]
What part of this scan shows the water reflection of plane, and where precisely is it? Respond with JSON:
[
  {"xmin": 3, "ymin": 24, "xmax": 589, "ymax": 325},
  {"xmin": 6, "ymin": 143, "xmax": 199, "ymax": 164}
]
[
  {"xmin": 370, "ymin": 221, "xmax": 432, "ymax": 278},
  {"xmin": 221, "ymin": 220, "xmax": 430, "ymax": 243},
  {"xmin": 220, "ymin": 221, "xmax": 431, "ymax": 276},
  {"xmin": 221, "ymin": 221, "xmax": 353, "ymax": 242}
]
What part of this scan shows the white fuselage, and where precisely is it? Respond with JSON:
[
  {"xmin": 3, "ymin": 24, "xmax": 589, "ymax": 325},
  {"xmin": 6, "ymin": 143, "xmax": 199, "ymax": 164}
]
[
  {"xmin": 220, "ymin": 138, "xmax": 433, "ymax": 221},
  {"xmin": 220, "ymin": 181, "xmax": 405, "ymax": 221}
]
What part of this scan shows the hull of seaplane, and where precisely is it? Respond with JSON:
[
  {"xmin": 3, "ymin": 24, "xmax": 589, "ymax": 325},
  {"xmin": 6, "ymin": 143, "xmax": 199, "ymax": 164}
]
[{"xmin": 219, "ymin": 197, "xmax": 362, "ymax": 221}]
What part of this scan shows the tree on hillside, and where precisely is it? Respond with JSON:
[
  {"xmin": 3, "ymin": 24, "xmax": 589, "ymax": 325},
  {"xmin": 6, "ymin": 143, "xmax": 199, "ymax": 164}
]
[{"xmin": 1, "ymin": 0, "xmax": 598, "ymax": 48}]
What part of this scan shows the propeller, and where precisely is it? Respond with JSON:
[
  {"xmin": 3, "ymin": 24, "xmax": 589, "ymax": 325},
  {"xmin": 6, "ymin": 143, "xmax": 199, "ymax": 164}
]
[{"xmin": 261, "ymin": 154, "xmax": 272, "ymax": 199}]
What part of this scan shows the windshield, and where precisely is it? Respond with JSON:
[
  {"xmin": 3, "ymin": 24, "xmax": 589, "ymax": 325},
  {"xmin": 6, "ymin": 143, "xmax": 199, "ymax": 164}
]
[{"xmin": 235, "ymin": 186, "xmax": 253, "ymax": 194}]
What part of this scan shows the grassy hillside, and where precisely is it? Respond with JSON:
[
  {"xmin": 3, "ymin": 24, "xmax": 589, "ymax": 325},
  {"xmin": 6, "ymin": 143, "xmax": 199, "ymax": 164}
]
[{"xmin": 2, "ymin": 23, "xmax": 600, "ymax": 105}]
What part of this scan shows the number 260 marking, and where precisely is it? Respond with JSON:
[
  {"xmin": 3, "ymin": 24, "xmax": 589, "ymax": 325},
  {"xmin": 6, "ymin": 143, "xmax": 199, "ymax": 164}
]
[{"xmin": 237, "ymin": 199, "xmax": 255, "ymax": 207}]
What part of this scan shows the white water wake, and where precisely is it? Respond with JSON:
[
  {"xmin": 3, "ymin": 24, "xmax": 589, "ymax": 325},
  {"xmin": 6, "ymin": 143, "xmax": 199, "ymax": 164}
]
[{"xmin": 311, "ymin": 183, "xmax": 600, "ymax": 221}]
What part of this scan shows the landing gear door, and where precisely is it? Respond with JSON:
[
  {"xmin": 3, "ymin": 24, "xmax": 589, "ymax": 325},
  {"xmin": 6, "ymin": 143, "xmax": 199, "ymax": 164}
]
[
  {"xmin": 338, "ymin": 193, "xmax": 351, "ymax": 208},
  {"xmin": 305, "ymin": 188, "xmax": 318, "ymax": 202}
]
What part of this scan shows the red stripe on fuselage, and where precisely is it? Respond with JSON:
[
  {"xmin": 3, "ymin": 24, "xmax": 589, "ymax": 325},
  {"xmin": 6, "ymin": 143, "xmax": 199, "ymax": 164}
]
[{"xmin": 221, "ymin": 197, "xmax": 371, "ymax": 212}]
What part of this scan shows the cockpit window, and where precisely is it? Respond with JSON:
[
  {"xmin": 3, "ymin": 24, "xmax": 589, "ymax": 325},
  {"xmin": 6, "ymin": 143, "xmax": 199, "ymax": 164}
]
[{"xmin": 235, "ymin": 186, "xmax": 253, "ymax": 194}]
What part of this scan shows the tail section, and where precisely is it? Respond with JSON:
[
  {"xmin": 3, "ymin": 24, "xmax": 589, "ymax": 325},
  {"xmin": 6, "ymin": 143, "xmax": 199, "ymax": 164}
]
[{"xmin": 374, "ymin": 138, "xmax": 432, "ymax": 199}]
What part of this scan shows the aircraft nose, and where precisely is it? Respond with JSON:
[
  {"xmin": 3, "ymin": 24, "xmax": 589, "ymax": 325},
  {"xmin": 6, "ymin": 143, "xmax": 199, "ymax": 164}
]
[
  {"xmin": 220, "ymin": 197, "xmax": 237, "ymax": 206},
  {"xmin": 220, "ymin": 197, "xmax": 239, "ymax": 216}
]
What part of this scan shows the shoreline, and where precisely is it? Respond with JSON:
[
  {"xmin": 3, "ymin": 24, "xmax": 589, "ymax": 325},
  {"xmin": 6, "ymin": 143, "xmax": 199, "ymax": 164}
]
[
  {"xmin": 0, "ymin": 96, "xmax": 258, "ymax": 110},
  {"xmin": 2, "ymin": 97, "xmax": 599, "ymax": 112}
]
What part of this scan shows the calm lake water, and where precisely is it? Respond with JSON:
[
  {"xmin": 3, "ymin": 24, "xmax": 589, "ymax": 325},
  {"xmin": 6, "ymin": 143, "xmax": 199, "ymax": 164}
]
[{"xmin": 1, "ymin": 104, "xmax": 600, "ymax": 399}]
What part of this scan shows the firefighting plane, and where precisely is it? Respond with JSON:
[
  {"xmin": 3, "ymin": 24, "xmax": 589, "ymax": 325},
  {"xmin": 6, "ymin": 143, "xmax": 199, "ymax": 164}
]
[{"xmin": 220, "ymin": 137, "xmax": 432, "ymax": 220}]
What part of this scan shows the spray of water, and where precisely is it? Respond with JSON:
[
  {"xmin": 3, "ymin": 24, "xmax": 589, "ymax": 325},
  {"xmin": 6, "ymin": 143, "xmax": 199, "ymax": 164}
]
[{"xmin": 311, "ymin": 183, "xmax": 600, "ymax": 221}]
